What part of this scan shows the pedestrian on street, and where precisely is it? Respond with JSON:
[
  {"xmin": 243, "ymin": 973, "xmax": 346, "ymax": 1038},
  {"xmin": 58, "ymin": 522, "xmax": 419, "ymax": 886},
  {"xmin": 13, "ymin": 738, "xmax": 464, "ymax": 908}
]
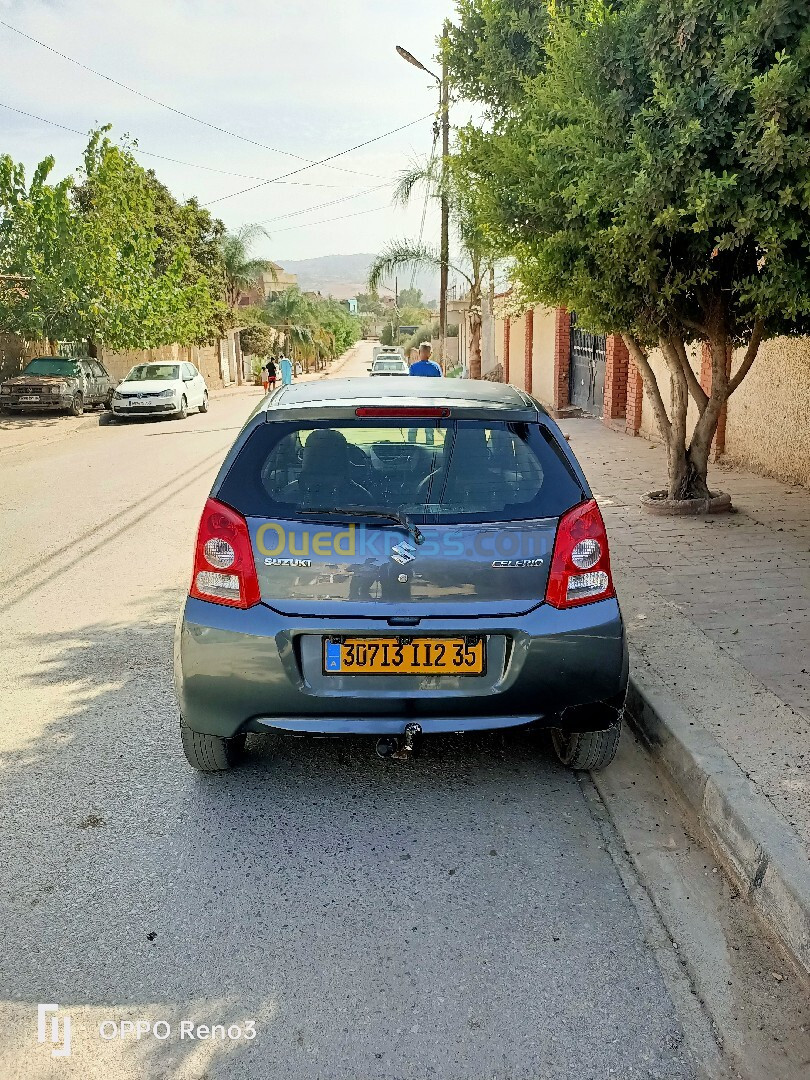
[
  {"xmin": 407, "ymin": 342, "xmax": 442, "ymax": 444},
  {"xmin": 265, "ymin": 358, "xmax": 277, "ymax": 392},
  {"xmin": 279, "ymin": 354, "xmax": 293, "ymax": 386},
  {"xmin": 409, "ymin": 342, "xmax": 442, "ymax": 378}
]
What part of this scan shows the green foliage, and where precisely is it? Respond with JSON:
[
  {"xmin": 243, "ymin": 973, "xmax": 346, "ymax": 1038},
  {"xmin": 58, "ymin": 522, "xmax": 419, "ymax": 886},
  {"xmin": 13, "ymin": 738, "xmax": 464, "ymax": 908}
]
[
  {"xmin": 445, "ymin": 0, "xmax": 553, "ymax": 115},
  {"xmin": 397, "ymin": 287, "xmax": 424, "ymax": 309},
  {"xmin": 455, "ymin": 0, "xmax": 810, "ymax": 343},
  {"xmin": 449, "ymin": 0, "xmax": 810, "ymax": 495},
  {"xmin": 355, "ymin": 290, "xmax": 386, "ymax": 315},
  {"xmin": 220, "ymin": 224, "xmax": 273, "ymax": 310},
  {"xmin": 262, "ymin": 287, "xmax": 360, "ymax": 364},
  {"xmin": 239, "ymin": 322, "xmax": 277, "ymax": 357},
  {"xmin": 0, "ymin": 129, "xmax": 222, "ymax": 348}
]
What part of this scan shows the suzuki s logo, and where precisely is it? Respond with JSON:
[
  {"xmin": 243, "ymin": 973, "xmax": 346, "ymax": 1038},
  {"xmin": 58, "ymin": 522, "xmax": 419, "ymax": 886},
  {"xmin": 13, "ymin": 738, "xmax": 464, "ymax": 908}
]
[
  {"xmin": 391, "ymin": 541, "xmax": 416, "ymax": 565},
  {"xmin": 491, "ymin": 559, "xmax": 545, "ymax": 568}
]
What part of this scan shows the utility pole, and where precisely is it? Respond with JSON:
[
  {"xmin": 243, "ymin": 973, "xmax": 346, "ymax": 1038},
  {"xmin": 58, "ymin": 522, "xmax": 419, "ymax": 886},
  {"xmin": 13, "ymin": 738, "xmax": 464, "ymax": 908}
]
[
  {"xmin": 396, "ymin": 24, "xmax": 451, "ymax": 371},
  {"xmin": 439, "ymin": 20, "xmax": 450, "ymax": 374}
]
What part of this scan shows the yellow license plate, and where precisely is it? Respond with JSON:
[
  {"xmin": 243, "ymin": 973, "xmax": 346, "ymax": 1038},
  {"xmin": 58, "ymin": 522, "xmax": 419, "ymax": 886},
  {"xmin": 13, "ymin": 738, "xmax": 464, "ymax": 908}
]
[{"xmin": 323, "ymin": 636, "xmax": 486, "ymax": 676}]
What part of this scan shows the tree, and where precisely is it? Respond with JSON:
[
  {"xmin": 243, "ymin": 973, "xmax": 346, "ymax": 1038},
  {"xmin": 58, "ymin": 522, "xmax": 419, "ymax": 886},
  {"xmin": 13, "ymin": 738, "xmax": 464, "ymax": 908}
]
[
  {"xmin": 239, "ymin": 322, "xmax": 277, "ymax": 358},
  {"xmin": 221, "ymin": 224, "xmax": 274, "ymax": 311},
  {"xmin": 0, "ymin": 129, "xmax": 218, "ymax": 350},
  {"xmin": 355, "ymin": 291, "xmax": 386, "ymax": 316},
  {"xmin": 451, "ymin": 0, "xmax": 810, "ymax": 500},
  {"xmin": 263, "ymin": 286, "xmax": 315, "ymax": 366},
  {"xmin": 398, "ymin": 287, "xmax": 424, "ymax": 309},
  {"xmin": 445, "ymin": 0, "xmax": 552, "ymax": 116}
]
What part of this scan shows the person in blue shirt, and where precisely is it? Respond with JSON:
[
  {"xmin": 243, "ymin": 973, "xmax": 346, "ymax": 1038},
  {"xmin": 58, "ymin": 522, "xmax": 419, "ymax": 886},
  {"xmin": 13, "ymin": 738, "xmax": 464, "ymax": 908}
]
[
  {"xmin": 407, "ymin": 342, "xmax": 442, "ymax": 445},
  {"xmin": 279, "ymin": 354, "xmax": 293, "ymax": 386},
  {"xmin": 408, "ymin": 342, "xmax": 442, "ymax": 378}
]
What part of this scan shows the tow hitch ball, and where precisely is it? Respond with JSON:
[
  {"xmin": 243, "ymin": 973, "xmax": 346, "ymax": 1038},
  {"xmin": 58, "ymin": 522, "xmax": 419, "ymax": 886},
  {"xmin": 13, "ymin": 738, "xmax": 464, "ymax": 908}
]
[{"xmin": 376, "ymin": 723, "xmax": 422, "ymax": 761}]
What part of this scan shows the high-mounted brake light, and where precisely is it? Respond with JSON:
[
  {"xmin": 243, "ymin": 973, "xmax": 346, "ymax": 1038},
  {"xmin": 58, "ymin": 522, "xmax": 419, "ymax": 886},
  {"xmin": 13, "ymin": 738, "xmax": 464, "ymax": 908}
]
[
  {"xmin": 545, "ymin": 499, "xmax": 615, "ymax": 609},
  {"xmin": 355, "ymin": 407, "xmax": 450, "ymax": 418},
  {"xmin": 189, "ymin": 498, "xmax": 260, "ymax": 609}
]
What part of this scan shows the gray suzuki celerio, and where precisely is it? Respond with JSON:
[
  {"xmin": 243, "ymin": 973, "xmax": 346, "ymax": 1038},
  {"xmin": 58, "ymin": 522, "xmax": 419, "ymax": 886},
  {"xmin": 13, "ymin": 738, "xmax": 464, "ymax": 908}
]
[{"xmin": 175, "ymin": 378, "xmax": 628, "ymax": 772}]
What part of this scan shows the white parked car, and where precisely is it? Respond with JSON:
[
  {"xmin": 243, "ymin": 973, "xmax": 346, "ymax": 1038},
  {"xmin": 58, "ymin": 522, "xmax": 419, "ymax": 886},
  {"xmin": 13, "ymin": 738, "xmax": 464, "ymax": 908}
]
[
  {"xmin": 368, "ymin": 355, "xmax": 410, "ymax": 376},
  {"xmin": 111, "ymin": 362, "xmax": 208, "ymax": 421}
]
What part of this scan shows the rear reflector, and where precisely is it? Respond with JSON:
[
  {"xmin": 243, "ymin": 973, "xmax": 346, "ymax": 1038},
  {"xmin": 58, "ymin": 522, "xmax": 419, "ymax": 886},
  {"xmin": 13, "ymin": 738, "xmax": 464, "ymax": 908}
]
[{"xmin": 355, "ymin": 407, "xmax": 450, "ymax": 418}]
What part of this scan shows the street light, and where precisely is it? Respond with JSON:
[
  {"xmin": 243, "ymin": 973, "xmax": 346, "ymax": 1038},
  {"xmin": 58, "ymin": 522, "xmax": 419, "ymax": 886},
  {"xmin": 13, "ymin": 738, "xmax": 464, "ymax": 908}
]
[{"xmin": 396, "ymin": 28, "xmax": 450, "ymax": 372}]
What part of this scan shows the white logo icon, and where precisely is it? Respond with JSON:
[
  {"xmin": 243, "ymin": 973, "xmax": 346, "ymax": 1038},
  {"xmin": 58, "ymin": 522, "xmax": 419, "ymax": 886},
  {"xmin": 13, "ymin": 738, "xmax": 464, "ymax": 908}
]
[
  {"xmin": 391, "ymin": 541, "xmax": 416, "ymax": 565},
  {"xmin": 38, "ymin": 1004, "xmax": 72, "ymax": 1058}
]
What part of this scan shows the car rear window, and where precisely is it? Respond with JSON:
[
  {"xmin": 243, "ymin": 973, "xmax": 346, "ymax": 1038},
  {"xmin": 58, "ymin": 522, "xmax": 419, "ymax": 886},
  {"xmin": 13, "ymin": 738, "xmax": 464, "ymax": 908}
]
[{"xmin": 218, "ymin": 419, "xmax": 585, "ymax": 524}]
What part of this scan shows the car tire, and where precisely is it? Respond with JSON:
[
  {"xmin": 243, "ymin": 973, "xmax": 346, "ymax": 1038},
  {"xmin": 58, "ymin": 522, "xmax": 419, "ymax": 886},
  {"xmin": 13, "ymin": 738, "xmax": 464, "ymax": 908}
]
[
  {"xmin": 70, "ymin": 392, "xmax": 84, "ymax": 417},
  {"xmin": 175, "ymin": 395, "xmax": 188, "ymax": 420},
  {"xmin": 199, "ymin": 391, "xmax": 209, "ymax": 413},
  {"xmin": 180, "ymin": 723, "xmax": 245, "ymax": 772},
  {"xmin": 551, "ymin": 718, "xmax": 623, "ymax": 771}
]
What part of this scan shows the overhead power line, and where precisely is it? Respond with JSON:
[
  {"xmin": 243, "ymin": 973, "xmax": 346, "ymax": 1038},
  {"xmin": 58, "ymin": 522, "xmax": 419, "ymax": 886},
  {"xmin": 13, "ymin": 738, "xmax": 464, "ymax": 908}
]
[
  {"xmin": 271, "ymin": 204, "xmax": 393, "ymax": 235},
  {"xmin": 0, "ymin": 18, "xmax": 399, "ymax": 181},
  {"xmin": 205, "ymin": 115, "xmax": 432, "ymax": 206},
  {"xmin": 0, "ymin": 101, "xmax": 387, "ymax": 189},
  {"xmin": 257, "ymin": 183, "xmax": 393, "ymax": 226}
]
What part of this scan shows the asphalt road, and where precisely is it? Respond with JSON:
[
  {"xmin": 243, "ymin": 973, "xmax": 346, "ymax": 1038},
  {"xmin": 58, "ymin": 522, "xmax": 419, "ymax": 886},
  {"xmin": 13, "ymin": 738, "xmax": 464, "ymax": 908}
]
[{"xmin": 0, "ymin": 344, "xmax": 804, "ymax": 1080}]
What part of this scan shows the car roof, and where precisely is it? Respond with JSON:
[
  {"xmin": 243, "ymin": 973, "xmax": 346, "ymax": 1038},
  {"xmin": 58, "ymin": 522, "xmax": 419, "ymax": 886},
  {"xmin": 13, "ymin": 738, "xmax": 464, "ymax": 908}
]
[{"xmin": 263, "ymin": 377, "xmax": 542, "ymax": 419}]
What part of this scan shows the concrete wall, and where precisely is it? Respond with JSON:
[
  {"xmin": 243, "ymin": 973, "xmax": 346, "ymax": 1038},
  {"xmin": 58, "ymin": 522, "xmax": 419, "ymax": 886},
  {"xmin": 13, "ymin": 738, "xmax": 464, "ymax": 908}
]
[
  {"xmin": 1, "ymin": 331, "xmax": 243, "ymax": 392},
  {"xmin": 532, "ymin": 306, "xmax": 557, "ymax": 405},
  {"xmin": 638, "ymin": 343, "xmax": 703, "ymax": 442},
  {"xmin": 508, "ymin": 314, "xmax": 526, "ymax": 386},
  {"xmin": 638, "ymin": 335, "xmax": 810, "ymax": 489},
  {"xmin": 0, "ymin": 335, "xmax": 41, "ymax": 382},
  {"xmin": 724, "ymin": 337, "xmax": 810, "ymax": 487}
]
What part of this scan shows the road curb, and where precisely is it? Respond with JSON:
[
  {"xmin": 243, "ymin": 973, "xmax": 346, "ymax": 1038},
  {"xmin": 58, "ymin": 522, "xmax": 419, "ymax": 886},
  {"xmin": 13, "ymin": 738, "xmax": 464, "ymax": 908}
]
[{"xmin": 626, "ymin": 660, "xmax": 810, "ymax": 978}]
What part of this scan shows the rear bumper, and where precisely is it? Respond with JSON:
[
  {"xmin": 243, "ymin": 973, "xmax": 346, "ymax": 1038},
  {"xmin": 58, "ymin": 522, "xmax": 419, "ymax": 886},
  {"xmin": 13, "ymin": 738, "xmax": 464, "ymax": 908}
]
[{"xmin": 175, "ymin": 596, "xmax": 628, "ymax": 739}]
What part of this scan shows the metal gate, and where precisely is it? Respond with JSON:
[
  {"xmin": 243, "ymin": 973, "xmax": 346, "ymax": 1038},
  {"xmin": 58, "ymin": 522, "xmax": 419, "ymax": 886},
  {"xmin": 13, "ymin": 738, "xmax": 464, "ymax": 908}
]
[{"xmin": 569, "ymin": 314, "xmax": 606, "ymax": 416}]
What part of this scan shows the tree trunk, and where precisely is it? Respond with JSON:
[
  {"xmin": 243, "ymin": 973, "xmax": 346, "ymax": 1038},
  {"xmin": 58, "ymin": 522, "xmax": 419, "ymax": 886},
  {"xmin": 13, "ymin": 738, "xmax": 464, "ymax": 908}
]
[{"xmin": 468, "ymin": 310, "xmax": 482, "ymax": 380}]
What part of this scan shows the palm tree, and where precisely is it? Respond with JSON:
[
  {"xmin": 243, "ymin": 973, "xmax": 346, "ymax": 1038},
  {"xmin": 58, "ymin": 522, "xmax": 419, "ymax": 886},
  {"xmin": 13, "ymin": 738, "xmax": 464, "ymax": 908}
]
[
  {"xmin": 263, "ymin": 286, "xmax": 316, "ymax": 369},
  {"xmin": 220, "ymin": 224, "xmax": 274, "ymax": 311},
  {"xmin": 368, "ymin": 157, "xmax": 494, "ymax": 379}
]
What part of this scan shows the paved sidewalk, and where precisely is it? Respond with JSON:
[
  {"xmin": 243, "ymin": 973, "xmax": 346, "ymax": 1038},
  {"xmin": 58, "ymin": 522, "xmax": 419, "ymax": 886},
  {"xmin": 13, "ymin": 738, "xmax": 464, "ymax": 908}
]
[{"xmin": 561, "ymin": 418, "xmax": 810, "ymax": 851}]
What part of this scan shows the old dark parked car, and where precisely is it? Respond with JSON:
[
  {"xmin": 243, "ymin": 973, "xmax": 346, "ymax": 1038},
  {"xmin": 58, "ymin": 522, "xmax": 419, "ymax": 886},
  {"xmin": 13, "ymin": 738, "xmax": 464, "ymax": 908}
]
[{"xmin": 0, "ymin": 356, "xmax": 114, "ymax": 415}]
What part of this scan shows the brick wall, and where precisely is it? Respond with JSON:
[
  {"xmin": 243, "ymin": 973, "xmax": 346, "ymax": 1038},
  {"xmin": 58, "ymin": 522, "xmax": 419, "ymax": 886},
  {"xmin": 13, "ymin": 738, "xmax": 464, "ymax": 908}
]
[
  {"xmin": 503, "ymin": 318, "xmax": 511, "ymax": 384},
  {"xmin": 553, "ymin": 307, "xmax": 571, "ymax": 410},
  {"xmin": 604, "ymin": 334, "xmax": 629, "ymax": 420},
  {"xmin": 626, "ymin": 361, "xmax": 644, "ymax": 435},
  {"xmin": 523, "ymin": 308, "xmax": 534, "ymax": 394}
]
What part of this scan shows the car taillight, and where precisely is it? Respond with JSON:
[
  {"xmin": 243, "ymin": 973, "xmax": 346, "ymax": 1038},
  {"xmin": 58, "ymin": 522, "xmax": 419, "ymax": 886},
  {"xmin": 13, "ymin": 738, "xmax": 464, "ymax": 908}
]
[
  {"xmin": 545, "ymin": 499, "xmax": 615, "ymax": 609},
  {"xmin": 189, "ymin": 498, "xmax": 260, "ymax": 609}
]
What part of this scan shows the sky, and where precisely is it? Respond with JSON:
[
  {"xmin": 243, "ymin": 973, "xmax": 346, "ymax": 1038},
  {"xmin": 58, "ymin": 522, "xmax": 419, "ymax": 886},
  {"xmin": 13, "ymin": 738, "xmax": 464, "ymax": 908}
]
[{"xmin": 0, "ymin": 0, "xmax": 464, "ymax": 266}]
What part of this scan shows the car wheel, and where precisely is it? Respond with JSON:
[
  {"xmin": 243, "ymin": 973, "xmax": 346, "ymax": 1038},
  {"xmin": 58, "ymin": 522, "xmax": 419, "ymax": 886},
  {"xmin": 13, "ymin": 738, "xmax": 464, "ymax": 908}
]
[
  {"xmin": 199, "ymin": 391, "xmax": 209, "ymax": 413},
  {"xmin": 551, "ymin": 718, "xmax": 623, "ymax": 771},
  {"xmin": 180, "ymin": 723, "xmax": 245, "ymax": 772},
  {"xmin": 175, "ymin": 395, "xmax": 188, "ymax": 420},
  {"xmin": 70, "ymin": 392, "xmax": 84, "ymax": 416}
]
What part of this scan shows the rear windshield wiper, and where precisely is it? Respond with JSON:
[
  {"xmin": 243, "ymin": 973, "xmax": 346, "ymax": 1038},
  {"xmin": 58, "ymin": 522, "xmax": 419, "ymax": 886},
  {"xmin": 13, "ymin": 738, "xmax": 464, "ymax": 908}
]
[{"xmin": 299, "ymin": 506, "xmax": 425, "ymax": 546}]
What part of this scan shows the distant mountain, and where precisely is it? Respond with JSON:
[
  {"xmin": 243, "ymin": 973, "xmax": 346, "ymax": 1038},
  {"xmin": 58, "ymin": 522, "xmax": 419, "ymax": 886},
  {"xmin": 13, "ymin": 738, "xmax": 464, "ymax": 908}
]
[{"xmin": 276, "ymin": 253, "xmax": 439, "ymax": 305}]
